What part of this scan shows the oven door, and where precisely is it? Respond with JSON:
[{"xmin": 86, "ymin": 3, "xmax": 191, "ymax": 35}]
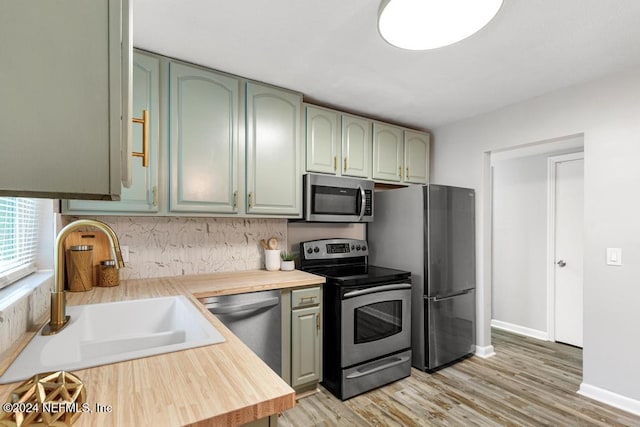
[{"xmin": 340, "ymin": 283, "xmax": 411, "ymax": 367}]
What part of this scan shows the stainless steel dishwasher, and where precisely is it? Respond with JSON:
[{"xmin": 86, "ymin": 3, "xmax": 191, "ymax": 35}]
[{"xmin": 201, "ymin": 289, "xmax": 281, "ymax": 375}]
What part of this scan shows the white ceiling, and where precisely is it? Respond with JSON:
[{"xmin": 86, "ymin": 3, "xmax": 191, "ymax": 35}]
[{"xmin": 133, "ymin": 0, "xmax": 640, "ymax": 130}]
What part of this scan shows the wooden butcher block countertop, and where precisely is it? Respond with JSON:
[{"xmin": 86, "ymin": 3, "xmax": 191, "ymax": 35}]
[{"xmin": 0, "ymin": 269, "xmax": 325, "ymax": 426}]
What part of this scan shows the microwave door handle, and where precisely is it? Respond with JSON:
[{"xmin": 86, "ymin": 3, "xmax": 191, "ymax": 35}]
[{"xmin": 357, "ymin": 184, "xmax": 366, "ymax": 221}]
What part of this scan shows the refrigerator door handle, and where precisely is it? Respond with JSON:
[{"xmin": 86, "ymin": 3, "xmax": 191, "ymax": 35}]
[{"xmin": 431, "ymin": 289, "xmax": 473, "ymax": 302}]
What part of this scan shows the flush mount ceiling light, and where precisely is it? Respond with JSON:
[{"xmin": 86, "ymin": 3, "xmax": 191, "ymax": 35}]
[{"xmin": 378, "ymin": 0, "xmax": 503, "ymax": 50}]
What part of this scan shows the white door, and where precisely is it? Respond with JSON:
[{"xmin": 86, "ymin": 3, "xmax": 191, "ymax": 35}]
[{"xmin": 553, "ymin": 155, "xmax": 584, "ymax": 347}]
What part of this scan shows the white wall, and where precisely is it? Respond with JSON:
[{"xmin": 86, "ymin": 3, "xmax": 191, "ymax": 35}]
[
  {"xmin": 492, "ymin": 154, "xmax": 549, "ymax": 333},
  {"xmin": 431, "ymin": 65, "xmax": 640, "ymax": 403}
]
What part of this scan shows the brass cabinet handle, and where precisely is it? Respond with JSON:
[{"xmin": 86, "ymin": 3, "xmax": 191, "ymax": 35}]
[
  {"xmin": 248, "ymin": 192, "xmax": 253, "ymax": 208},
  {"xmin": 406, "ymin": 167, "xmax": 409, "ymax": 178},
  {"xmin": 399, "ymin": 166, "xmax": 402, "ymax": 177},
  {"xmin": 344, "ymin": 157, "xmax": 348, "ymax": 172},
  {"xmin": 333, "ymin": 156, "xmax": 337, "ymax": 172},
  {"xmin": 316, "ymin": 313, "xmax": 320, "ymax": 335},
  {"xmin": 233, "ymin": 191, "xmax": 238, "ymax": 209},
  {"xmin": 132, "ymin": 109, "xmax": 149, "ymax": 167},
  {"xmin": 299, "ymin": 296, "xmax": 316, "ymax": 304}
]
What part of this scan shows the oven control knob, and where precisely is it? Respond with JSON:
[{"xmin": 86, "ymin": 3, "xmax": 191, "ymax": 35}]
[
  {"xmin": 306, "ymin": 248, "xmax": 313, "ymax": 254},
  {"xmin": 313, "ymin": 246, "xmax": 320, "ymax": 253},
  {"xmin": 356, "ymin": 245, "xmax": 361, "ymax": 251},
  {"xmin": 362, "ymin": 245, "xmax": 367, "ymax": 251},
  {"xmin": 351, "ymin": 245, "xmax": 355, "ymax": 250}
]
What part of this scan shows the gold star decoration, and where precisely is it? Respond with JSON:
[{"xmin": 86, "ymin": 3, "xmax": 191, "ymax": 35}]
[{"xmin": 0, "ymin": 371, "xmax": 86, "ymax": 427}]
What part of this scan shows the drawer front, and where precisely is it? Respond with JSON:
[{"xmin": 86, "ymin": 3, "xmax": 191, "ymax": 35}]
[{"xmin": 292, "ymin": 287, "xmax": 321, "ymax": 309}]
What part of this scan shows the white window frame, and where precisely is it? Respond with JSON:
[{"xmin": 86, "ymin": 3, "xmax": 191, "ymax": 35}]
[{"xmin": 0, "ymin": 197, "xmax": 41, "ymax": 290}]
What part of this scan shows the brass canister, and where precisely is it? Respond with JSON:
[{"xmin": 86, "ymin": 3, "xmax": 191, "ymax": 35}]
[
  {"xmin": 68, "ymin": 245, "xmax": 93, "ymax": 292},
  {"xmin": 98, "ymin": 259, "xmax": 120, "ymax": 287}
]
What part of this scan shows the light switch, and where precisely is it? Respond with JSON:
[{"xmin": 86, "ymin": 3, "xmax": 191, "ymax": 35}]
[{"xmin": 606, "ymin": 248, "xmax": 622, "ymax": 266}]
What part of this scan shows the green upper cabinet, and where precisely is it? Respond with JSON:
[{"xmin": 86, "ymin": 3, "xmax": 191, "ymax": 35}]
[
  {"xmin": 0, "ymin": 0, "xmax": 131, "ymax": 200},
  {"xmin": 404, "ymin": 130, "xmax": 430, "ymax": 184},
  {"xmin": 169, "ymin": 62, "xmax": 240, "ymax": 214},
  {"xmin": 305, "ymin": 105, "xmax": 340, "ymax": 175},
  {"xmin": 246, "ymin": 82, "xmax": 302, "ymax": 216},
  {"xmin": 341, "ymin": 114, "xmax": 372, "ymax": 178},
  {"xmin": 372, "ymin": 122, "xmax": 403, "ymax": 182},
  {"xmin": 64, "ymin": 50, "xmax": 160, "ymax": 214}
]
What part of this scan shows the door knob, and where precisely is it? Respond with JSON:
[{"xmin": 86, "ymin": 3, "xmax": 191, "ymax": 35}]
[{"xmin": 557, "ymin": 260, "xmax": 567, "ymax": 267}]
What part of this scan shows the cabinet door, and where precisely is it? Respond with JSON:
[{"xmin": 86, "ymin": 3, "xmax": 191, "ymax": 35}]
[
  {"xmin": 65, "ymin": 51, "xmax": 160, "ymax": 214},
  {"xmin": 373, "ymin": 122, "xmax": 403, "ymax": 182},
  {"xmin": 305, "ymin": 105, "xmax": 340, "ymax": 175},
  {"xmin": 291, "ymin": 306, "xmax": 320, "ymax": 388},
  {"xmin": 404, "ymin": 130, "xmax": 430, "ymax": 184},
  {"xmin": 169, "ymin": 62, "xmax": 239, "ymax": 213},
  {"xmin": 341, "ymin": 114, "xmax": 372, "ymax": 178},
  {"xmin": 0, "ymin": 0, "xmax": 129, "ymax": 200},
  {"xmin": 246, "ymin": 82, "xmax": 302, "ymax": 216}
]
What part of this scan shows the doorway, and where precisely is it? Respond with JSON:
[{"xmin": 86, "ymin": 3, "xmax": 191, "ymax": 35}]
[
  {"xmin": 547, "ymin": 153, "xmax": 584, "ymax": 347},
  {"xmin": 488, "ymin": 135, "xmax": 584, "ymax": 345}
]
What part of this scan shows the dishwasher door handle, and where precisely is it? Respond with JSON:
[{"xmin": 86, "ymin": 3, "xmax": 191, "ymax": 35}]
[{"xmin": 205, "ymin": 297, "xmax": 280, "ymax": 315}]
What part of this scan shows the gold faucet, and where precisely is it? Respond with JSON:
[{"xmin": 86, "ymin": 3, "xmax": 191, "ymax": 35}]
[{"xmin": 42, "ymin": 219, "xmax": 125, "ymax": 336}]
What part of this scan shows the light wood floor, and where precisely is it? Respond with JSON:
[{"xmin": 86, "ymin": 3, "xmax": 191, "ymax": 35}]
[{"xmin": 280, "ymin": 329, "xmax": 640, "ymax": 426}]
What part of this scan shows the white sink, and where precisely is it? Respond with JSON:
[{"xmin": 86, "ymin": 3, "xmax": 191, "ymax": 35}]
[{"xmin": 0, "ymin": 296, "xmax": 225, "ymax": 384}]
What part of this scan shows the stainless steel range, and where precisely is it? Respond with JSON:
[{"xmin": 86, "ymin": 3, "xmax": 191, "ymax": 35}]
[{"xmin": 299, "ymin": 238, "xmax": 412, "ymax": 400}]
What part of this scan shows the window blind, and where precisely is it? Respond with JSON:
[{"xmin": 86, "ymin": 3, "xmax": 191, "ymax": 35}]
[{"xmin": 0, "ymin": 197, "xmax": 40, "ymax": 289}]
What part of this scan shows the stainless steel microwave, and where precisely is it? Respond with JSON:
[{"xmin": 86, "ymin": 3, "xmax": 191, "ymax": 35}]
[{"xmin": 303, "ymin": 174, "xmax": 374, "ymax": 222}]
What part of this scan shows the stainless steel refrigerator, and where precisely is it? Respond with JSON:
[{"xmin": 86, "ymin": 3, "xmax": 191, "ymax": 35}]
[{"xmin": 368, "ymin": 184, "xmax": 476, "ymax": 371}]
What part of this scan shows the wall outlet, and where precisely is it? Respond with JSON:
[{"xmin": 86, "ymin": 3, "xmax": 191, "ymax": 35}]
[{"xmin": 121, "ymin": 245, "xmax": 130, "ymax": 263}]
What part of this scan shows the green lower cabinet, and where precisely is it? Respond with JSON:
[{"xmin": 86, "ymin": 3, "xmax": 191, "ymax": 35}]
[
  {"xmin": 291, "ymin": 305, "xmax": 321, "ymax": 388},
  {"xmin": 63, "ymin": 50, "xmax": 160, "ymax": 214},
  {"xmin": 243, "ymin": 414, "xmax": 278, "ymax": 427},
  {"xmin": 282, "ymin": 286, "xmax": 322, "ymax": 394}
]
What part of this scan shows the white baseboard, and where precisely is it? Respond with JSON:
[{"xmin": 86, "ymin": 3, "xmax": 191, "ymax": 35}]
[
  {"xmin": 475, "ymin": 345, "xmax": 495, "ymax": 358},
  {"xmin": 491, "ymin": 319, "xmax": 549, "ymax": 341},
  {"xmin": 578, "ymin": 383, "xmax": 640, "ymax": 416}
]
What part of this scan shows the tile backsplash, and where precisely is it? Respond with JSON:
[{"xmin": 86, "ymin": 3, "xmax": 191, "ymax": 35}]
[{"xmin": 63, "ymin": 216, "xmax": 288, "ymax": 280}]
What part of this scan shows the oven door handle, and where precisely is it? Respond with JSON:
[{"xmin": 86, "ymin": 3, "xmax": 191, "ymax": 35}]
[
  {"xmin": 343, "ymin": 283, "xmax": 411, "ymax": 298},
  {"xmin": 204, "ymin": 297, "xmax": 280, "ymax": 314},
  {"xmin": 357, "ymin": 184, "xmax": 366, "ymax": 221},
  {"xmin": 345, "ymin": 355, "xmax": 411, "ymax": 379}
]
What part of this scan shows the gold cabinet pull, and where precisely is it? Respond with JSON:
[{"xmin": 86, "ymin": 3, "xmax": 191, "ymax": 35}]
[
  {"xmin": 399, "ymin": 166, "xmax": 402, "ymax": 177},
  {"xmin": 152, "ymin": 185, "xmax": 158, "ymax": 206},
  {"xmin": 316, "ymin": 313, "xmax": 320, "ymax": 335},
  {"xmin": 406, "ymin": 167, "xmax": 409, "ymax": 178},
  {"xmin": 344, "ymin": 157, "xmax": 348, "ymax": 172},
  {"xmin": 333, "ymin": 156, "xmax": 337, "ymax": 172},
  {"xmin": 132, "ymin": 109, "xmax": 149, "ymax": 167},
  {"xmin": 248, "ymin": 192, "xmax": 253, "ymax": 208},
  {"xmin": 233, "ymin": 191, "xmax": 238, "ymax": 209}
]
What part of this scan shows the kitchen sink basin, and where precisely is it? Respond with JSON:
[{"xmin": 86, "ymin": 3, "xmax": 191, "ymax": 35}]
[{"xmin": 0, "ymin": 295, "xmax": 225, "ymax": 384}]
